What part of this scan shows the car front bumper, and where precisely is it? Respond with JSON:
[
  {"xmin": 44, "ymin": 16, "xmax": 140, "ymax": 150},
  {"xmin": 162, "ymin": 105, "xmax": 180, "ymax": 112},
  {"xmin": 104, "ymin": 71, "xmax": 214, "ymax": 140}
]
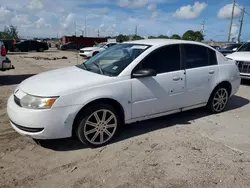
[
  {"xmin": 79, "ymin": 51, "xmax": 93, "ymax": 58},
  {"xmin": 7, "ymin": 94, "xmax": 81, "ymax": 139}
]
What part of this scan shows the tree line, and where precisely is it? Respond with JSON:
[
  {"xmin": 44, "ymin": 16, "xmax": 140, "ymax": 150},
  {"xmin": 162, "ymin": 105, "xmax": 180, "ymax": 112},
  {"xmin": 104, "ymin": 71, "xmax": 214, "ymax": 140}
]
[
  {"xmin": 107, "ymin": 30, "xmax": 204, "ymax": 42},
  {"xmin": 0, "ymin": 25, "xmax": 204, "ymax": 42}
]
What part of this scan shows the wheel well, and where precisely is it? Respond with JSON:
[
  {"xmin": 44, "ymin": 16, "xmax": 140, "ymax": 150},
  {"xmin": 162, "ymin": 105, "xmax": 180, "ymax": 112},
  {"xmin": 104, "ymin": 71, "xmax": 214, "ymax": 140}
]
[
  {"xmin": 72, "ymin": 98, "xmax": 125, "ymax": 136},
  {"xmin": 214, "ymin": 81, "xmax": 232, "ymax": 96}
]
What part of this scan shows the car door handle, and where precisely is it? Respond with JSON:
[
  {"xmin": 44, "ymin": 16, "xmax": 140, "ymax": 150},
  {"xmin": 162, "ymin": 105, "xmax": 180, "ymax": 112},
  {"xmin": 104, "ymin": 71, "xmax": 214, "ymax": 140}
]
[
  {"xmin": 173, "ymin": 76, "xmax": 181, "ymax": 81},
  {"xmin": 209, "ymin": 70, "xmax": 215, "ymax": 74}
]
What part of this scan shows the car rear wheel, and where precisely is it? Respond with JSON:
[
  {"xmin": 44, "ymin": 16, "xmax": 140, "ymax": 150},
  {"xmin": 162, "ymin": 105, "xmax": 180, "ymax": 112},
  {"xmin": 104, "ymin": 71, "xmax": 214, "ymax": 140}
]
[
  {"xmin": 38, "ymin": 48, "xmax": 44, "ymax": 52},
  {"xmin": 76, "ymin": 104, "xmax": 120, "ymax": 147},
  {"xmin": 207, "ymin": 87, "xmax": 229, "ymax": 113}
]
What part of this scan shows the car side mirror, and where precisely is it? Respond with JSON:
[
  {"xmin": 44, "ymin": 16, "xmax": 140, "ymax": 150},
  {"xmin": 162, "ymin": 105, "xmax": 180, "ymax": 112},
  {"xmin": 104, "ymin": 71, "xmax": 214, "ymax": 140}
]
[
  {"xmin": 132, "ymin": 69, "xmax": 157, "ymax": 78},
  {"xmin": 104, "ymin": 46, "xmax": 108, "ymax": 49}
]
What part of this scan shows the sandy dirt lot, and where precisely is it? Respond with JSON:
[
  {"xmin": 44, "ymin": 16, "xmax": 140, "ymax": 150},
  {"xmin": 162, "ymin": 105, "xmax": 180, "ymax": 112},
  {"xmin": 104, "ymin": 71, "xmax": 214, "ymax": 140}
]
[{"xmin": 1, "ymin": 49, "xmax": 250, "ymax": 188}]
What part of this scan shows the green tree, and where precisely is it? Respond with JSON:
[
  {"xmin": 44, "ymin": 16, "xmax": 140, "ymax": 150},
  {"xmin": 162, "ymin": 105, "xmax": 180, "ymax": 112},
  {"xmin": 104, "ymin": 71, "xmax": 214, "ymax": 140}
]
[
  {"xmin": 3, "ymin": 25, "xmax": 19, "ymax": 39},
  {"xmin": 170, "ymin": 34, "xmax": 181, "ymax": 39},
  {"xmin": 116, "ymin": 34, "xmax": 129, "ymax": 42},
  {"xmin": 131, "ymin": 35, "xmax": 143, "ymax": 40},
  {"xmin": 157, "ymin": 35, "xmax": 169, "ymax": 39},
  {"xmin": 0, "ymin": 31, "xmax": 12, "ymax": 39},
  {"xmin": 148, "ymin": 36, "xmax": 156, "ymax": 39},
  {"xmin": 182, "ymin": 30, "xmax": 204, "ymax": 41}
]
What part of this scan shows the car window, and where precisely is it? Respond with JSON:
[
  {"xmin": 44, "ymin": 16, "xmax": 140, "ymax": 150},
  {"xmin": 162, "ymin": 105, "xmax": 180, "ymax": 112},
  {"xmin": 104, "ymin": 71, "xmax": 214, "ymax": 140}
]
[
  {"xmin": 237, "ymin": 42, "xmax": 250, "ymax": 52},
  {"xmin": 183, "ymin": 44, "xmax": 209, "ymax": 69},
  {"xmin": 208, "ymin": 48, "xmax": 218, "ymax": 65},
  {"xmin": 77, "ymin": 44, "xmax": 151, "ymax": 76},
  {"xmin": 137, "ymin": 44, "xmax": 181, "ymax": 74}
]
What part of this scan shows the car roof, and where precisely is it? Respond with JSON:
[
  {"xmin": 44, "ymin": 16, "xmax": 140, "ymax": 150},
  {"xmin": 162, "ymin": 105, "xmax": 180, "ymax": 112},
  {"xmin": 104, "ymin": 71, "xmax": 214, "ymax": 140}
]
[{"xmin": 123, "ymin": 39, "xmax": 211, "ymax": 48}]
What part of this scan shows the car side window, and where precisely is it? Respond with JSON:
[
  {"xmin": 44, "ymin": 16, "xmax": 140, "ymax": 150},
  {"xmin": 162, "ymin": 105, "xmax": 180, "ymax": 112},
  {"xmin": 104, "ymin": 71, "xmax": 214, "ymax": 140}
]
[
  {"xmin": 208, "ymin": 48, "xmax": 218, "ymax": 65},
  {"xmin": 183, "ymin": 44, "xmax": 209, "ymax": 69},
  {"xmin": 137, "ymin": 44, "xmax": 181, "ymax": 74}
]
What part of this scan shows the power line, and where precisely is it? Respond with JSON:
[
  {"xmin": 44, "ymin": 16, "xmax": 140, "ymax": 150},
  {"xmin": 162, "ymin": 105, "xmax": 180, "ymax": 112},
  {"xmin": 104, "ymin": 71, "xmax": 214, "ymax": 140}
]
[{"xmin": 235, "ymin": 4, "xmax": 250, "ymax": 16}]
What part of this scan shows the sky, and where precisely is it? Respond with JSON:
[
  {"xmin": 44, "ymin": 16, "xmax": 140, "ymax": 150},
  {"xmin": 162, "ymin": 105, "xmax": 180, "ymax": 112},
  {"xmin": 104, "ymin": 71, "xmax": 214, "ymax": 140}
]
[{"xmin": 0, "ymin": 0, "xmax": 250, "ymax": 41}]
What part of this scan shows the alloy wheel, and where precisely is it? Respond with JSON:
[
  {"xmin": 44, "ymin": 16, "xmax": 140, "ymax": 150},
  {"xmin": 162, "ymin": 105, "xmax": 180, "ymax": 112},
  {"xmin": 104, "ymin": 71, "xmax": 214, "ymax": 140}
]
[
  {"xmin": 212, "ymin": 88, "xmax": 228, "ymax": 112},
  {"xmin": 84, "ymin": 109, "xmax": 117, "ymax": 145}
]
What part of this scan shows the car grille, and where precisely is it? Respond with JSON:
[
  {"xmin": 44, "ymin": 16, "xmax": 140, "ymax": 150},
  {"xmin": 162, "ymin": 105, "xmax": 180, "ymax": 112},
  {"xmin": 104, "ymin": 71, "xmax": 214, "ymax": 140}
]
[
  {"xmin": 14, "ymin": 95, "xmax": 21, "ymax": 107},
  {"xmin": 236, "ymin": 61, "xmax": 250, "ymax": 74},
  {"xmin": 10, "ymin": 120, "xmax": 44, "ymax": 133},
  {"xmin": 80, "ymin": 50, "xmax": 84, "ymax": 53}
]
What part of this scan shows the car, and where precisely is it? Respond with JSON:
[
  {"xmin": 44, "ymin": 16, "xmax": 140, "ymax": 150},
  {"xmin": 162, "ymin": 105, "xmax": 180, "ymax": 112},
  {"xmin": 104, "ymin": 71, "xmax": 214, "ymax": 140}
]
[
  {"xmin": 14, "ymin": 40, "xmax": 49, "ymax": 52},
  {"xmin": 0, "ymin": 40, "xmax": 14, "ymax": 71},
  {"xmin": 60, "ymin": 42, "xmax": 86, "ymax": 50},
  {"xmin": 7, "ymin": 39, "xmax": 241, "ymax": 147},
  {"xmin": 210, "ymin": 45, "xmax": 220, "ymax": 50},
  {"xmin": 79, "ymin": 42, "xmax": 117, "ymax": 58},
  {"xmin": 226, "ymin": 42, "xmax": 250, "ymax": 80},
  {"xmin": 219, "ymin": 43, "xmax": 243, "ymax": 56}
]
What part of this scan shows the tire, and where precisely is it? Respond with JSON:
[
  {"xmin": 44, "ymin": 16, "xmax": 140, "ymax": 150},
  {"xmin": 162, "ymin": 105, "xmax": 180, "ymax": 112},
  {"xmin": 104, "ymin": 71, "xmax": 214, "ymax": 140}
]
[
  {"xmin": 76, "ymin": 103, "xmax": 121, "ymax": 147},
  {"xmin": 38, "ymin": 48, "xmax": 44, "ymax": 52},
  {"xmin": 92, "ymin": 51, "xmax": 99, "ymax": 56},
  {"xmin": 207, "ymin": 86, "xmax": 229, "ymax": 113}
]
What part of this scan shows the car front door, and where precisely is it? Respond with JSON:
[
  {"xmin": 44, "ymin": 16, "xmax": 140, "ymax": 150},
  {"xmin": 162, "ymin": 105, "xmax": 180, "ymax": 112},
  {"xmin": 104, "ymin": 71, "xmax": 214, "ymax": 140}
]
[
  {"xmin": 131, "ymin": 44, "xmax": 186, "ymax": 119},
  {"xmin": 182, "ymin": 44, "xmax": 219, "ymax": 107}
]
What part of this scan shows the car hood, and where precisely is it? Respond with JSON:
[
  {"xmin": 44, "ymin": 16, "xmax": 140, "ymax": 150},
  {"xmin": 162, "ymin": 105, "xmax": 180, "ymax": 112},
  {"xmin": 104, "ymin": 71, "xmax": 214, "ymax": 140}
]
[
  {"xmin": 19, "ymin": 66, "xmax": 112, "ymax": 96},
  {"xmin": 226, "ymin": 52, "xmax": 250, "ymax": 61},
  {"xmin": 80, "ymin": 47, "xmax": 101, "ymax": 51}
]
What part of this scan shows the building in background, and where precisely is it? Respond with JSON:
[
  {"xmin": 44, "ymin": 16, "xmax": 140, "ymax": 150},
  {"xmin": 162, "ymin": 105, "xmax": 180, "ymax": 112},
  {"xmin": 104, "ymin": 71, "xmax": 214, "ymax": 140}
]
[{"xmin": 61, "ymin": 35, "xmax": 107, "ymax": 47}]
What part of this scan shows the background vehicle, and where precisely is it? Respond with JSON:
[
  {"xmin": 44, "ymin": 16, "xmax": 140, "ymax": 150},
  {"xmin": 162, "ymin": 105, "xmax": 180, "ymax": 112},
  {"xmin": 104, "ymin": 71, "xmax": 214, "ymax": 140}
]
[
  {"xmin": 7, "ymin": 39, "xmax": 240, "ymax": 147},
  {"xmin": 210, "ymin": 45, "xmax": 220, "ymax": 50},
  {"xmin": 0, "ymin": 40, "xmax": 14, "ymax": 71},
  {"xmin": 219, "ymin": 43, "xmax": 243, "ymax": 56},
  {"xmin": 79, "ymin": 42, "xmax": 117, "ymax": 58},
  {"xmin": 14, "ymin": 40, "xmax": 49, "ymax": 52},
  {"xmin": 226, "ymin": 42, "xmax": 250, "ymax": 80},
  {"xmin": 60, "ymin": 42, "xmax": 87, "ymax": 50}
]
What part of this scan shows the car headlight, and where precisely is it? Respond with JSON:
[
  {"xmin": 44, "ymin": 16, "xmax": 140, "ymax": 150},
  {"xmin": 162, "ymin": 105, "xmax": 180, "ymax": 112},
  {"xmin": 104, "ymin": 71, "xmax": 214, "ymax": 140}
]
[{"xmin": 20, "ymin": 94, "xmax": 58, "ymax": 109}]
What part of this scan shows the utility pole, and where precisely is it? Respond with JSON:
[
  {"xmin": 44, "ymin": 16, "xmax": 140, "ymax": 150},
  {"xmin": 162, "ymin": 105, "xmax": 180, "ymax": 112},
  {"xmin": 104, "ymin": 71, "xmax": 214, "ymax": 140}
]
[
  {"xmin": 135, "ymin": 25, "xmax": 137, "ymax": 36},
  {"xmin": 74, "ymin": 22, "xmax": 76, "ymax": 36},
  {"xmin": 97, "ymin": 29, "xmax": 100, "ymax": 38},
  {"xmin": 201, "ymin": 20, "xmax": 205, "ymax": 35},
  {"xmin": 237, "ymin": 8, "xmax": 245, "ymax": 42},
  {"xmin": 84, "ymin": 16, "xmax": 87, "ymax": 37},
  {"xmin": 228, "ymin": 0, "xmax": 236, "ymax": 42}
]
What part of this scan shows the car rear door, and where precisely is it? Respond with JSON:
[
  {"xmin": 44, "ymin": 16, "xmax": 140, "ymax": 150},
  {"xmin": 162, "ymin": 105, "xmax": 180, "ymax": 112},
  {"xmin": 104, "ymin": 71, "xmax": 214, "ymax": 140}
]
[
  {"xmin": 131, "ymin": 44, "xmax": 186, "ymax": 118},
  {"xmin": 182, "ymin": 44, "xmax": 219, "ymax": 107}
]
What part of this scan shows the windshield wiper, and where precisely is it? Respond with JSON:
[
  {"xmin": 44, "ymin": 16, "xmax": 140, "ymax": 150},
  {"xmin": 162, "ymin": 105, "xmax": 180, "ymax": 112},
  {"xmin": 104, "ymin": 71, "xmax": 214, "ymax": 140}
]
[{"xmin": 93, "ymin": 62, "xmax": 104, "ymax": 75}]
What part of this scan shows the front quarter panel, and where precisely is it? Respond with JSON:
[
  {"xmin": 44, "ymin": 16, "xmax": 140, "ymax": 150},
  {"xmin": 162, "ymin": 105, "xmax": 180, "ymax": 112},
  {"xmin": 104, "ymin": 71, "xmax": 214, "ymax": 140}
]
[{"xmin": 53, "ymin": 77, "xmax": 132, "ymax": 121}]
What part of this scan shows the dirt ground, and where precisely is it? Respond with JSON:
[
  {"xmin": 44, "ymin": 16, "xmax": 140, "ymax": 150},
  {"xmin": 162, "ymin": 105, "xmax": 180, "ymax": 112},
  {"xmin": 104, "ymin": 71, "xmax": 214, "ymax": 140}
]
[{"xmin": 1, "ymin": 49, "xmax": 250, "ymax": 188}]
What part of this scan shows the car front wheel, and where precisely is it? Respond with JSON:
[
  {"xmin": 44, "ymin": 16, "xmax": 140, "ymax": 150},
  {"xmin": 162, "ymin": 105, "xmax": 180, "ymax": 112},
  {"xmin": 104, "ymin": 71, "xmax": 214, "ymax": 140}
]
[
  {"xmin": 76, "ymin": 104, "xmax": 120, "ymax": 147},
  {"xmin": 207, "ymin": 87, "xmax": 229, "ymax": 113}
]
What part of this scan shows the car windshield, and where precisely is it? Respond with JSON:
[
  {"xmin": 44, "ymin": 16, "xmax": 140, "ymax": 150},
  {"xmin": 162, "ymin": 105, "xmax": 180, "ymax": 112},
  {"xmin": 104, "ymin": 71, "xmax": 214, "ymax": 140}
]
[
  {"xmin": 95, "ymin": 43, "xmax": 106, "ymax": 48},
  {"xmin": 237, "ymin": 42, "xmax": 250, "ymax": 52},
  {"xmin": 76, "ymin": 43, "xmax": 151, "ymax": 76}
]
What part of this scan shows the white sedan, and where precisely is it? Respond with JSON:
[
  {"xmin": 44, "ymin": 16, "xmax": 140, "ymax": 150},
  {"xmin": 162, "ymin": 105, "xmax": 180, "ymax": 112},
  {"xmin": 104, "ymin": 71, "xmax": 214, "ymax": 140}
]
[
  {"xmin": 7, "ymin": 39, "xmax": 241, "ymax": 147},
  {"xmin": 79, "ymin": 42, "xmax": 117, "ymax": 58}
]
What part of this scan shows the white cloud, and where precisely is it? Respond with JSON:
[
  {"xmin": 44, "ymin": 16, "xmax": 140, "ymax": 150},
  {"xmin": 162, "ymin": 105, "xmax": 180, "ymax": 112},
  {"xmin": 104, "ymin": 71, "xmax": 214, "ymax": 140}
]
[
  {"xmin": 119, "ymin": 0, "xmax": 149, "ymax": 8},
  {"xmin": 147, "ymin": 3, "xmax": 156, "ymax": 10},
  {"xmin": 0, "ymin": 6, "xmax": 14, "ymax": 23},
  {"xmin": 151, "ymin": 11, "xmax": 158, "ymax": 19},
  {"xmin": 27, "ymin": 0, "xmax": 44, "ymax": 9},
  {"xmin": 11, "ymin": 14, "xmax": 31, "ymax": 25},
  {"xmin": 173, "ymin": 2, "xmax": 207, "ymax": 19},
  {"xmin": 36, "ymin": 18, "xmax": 51, "ymax": 28},
  {"xmin": 62, "ymin": 13, "xmax": 75, "ymax": 29},
  {"xmin": 218, "ymin": 4, "xmax": 242, "ymax": 19}
]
